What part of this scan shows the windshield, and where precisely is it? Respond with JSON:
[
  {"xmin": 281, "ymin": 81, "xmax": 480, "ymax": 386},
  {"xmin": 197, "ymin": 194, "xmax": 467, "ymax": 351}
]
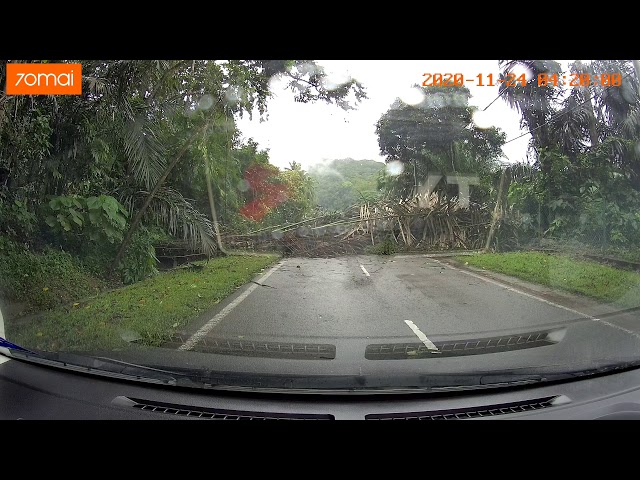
[{"xmin": 1, "ymin": 59, "xmax": 640, "ymax": 393}]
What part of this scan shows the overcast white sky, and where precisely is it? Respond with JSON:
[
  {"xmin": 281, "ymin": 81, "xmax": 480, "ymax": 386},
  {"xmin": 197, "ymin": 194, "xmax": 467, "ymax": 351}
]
[{"xmin": 235, "ymin": 60, "xmax": 552, "ymax": 171}]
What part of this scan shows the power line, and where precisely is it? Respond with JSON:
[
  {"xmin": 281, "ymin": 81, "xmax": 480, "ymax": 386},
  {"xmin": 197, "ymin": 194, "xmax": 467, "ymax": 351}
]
[
  {"xmin": 480, "ymin": 94, "xmax": 503, "ymax": 112},
  {"xmin": 480, "ymin": 89, "xmax": 507, "ymax": 112}
]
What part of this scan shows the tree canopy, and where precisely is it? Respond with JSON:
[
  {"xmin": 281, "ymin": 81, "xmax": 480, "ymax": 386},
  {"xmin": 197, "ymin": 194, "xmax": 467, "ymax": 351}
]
[{"xmin": 375, "ymin": 84, "xmax": 506, "ymax": 201}]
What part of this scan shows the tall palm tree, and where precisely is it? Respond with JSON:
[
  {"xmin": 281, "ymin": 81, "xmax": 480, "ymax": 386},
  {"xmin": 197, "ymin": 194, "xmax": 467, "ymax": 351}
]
[
  {"xmin": 498, "ymin": 60, "xmax": 563, "ymax": 230},
  {"xmin": 554, "ymin": 61, "xmax": 600, "ymax": 156},
  {"xmin": 590, "ymin": 60, "xmax": 640, "ymax": 189}
]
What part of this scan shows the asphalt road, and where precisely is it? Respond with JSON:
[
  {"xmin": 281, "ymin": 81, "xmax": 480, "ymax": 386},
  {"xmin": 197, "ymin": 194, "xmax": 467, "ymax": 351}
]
[{"xmin": 167, "ymin": 254, "xmax": 640, "ymax": 365}]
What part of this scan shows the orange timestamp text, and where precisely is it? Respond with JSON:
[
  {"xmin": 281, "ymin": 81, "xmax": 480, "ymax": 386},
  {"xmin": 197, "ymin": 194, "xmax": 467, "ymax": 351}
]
[
  {"xmin": 422, "ymin": 72, "xmax": 623, "ymax": 88},
  {"xmin": 422, "ymin": 72, "xmax": 527, "ymax": 87}
]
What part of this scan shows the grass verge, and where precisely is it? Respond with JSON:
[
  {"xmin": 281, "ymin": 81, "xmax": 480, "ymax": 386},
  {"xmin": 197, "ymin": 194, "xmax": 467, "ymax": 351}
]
[
  {"xmin": 456, "ymin": 252, "xmax": 640, "ymax": 309},
  {"xmin": 6, "ymin": 254, "xmax": 280, "ymax": 352},
  {"xmin": 0, "ymin": 242, "xmax": 107, "ymax": 314}
]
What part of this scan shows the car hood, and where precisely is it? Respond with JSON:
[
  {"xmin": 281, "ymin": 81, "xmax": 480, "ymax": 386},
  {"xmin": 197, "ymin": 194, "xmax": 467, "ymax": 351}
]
[{"xmin": 4, "ymin": 310, "xmax": 640, "ymax": 394}]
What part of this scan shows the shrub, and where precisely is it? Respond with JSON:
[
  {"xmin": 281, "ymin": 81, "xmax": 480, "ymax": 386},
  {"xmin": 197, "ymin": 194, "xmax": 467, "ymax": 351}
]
[
  {"xmin": 369, "ymin": 236, "xmax": 397, "ymax": 255},
  {"xmin": 117, "ymin": 228, "xmax": 159, "ymax": 285},
  {"xmin": 0, "ymin": 237, "xmax": 105, "ymax": 313}
]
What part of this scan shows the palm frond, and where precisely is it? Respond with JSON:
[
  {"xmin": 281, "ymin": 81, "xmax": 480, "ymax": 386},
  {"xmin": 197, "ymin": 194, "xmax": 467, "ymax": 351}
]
[
  {"xmin": 84, "ymin": 75, "xmax": 112, "ymax": 98},
  {"xmin": 621, "ymin": 105, "xmax": 640, "ymax": 138},
  {"xmin": 89, "ymin": 137, "xmax": 113, "ymax": 168},
  {"xmin": 118, "ymin": 187, "xmax": 217, "ymax": 257},
  {"xmin": 123, "ymin": 118, "xmax": 167, "ymax": 190}
]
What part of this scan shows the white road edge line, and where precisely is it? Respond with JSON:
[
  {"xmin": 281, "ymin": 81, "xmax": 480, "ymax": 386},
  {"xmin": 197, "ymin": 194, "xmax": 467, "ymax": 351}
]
[
  {"xmin": 360, "ymin": 265, "xmax": 370, "ymax": 277},
  {"xmin": 404, "ymin": 320, "xmax": 440, "ymax": 352},
  {"xmin": 178, "ymin": 262, "xmax": 284, "ymax": 351},
  {"xmin": 0, "ymin": 309, "xmax": 9, "ymax": 364},
  {"xmin": 432, "ymin": 258, "xmax": 640, "ymax": 341}
]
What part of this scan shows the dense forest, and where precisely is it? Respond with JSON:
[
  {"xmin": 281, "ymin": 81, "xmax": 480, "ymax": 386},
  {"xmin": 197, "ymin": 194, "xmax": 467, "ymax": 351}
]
[
  {"xmin": 307, "ymin": 158, "xmax": 385, "ymax": 212},
  {"xmin": 0, "ymin": 60, "xmax": 365, "ymax": 295},
  {"xmin": 495, "ymin": 60, "xmax": 640, "ymax": 249}
]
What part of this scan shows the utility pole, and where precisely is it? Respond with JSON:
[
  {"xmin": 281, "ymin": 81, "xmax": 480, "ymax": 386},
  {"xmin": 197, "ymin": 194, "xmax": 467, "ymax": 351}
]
[{"xmin": 484, "ymin": 167, "xmax": 512, "ymax": 252}]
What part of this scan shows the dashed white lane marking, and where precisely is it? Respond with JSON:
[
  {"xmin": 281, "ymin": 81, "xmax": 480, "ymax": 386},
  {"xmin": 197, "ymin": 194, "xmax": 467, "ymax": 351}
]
[
  {"xmin": 431, "ymin": 258, "xmax": 640, "ymax": 341},
  {"xmin": 360, "ymin": 265, "xmax": 370, "ymax": 277},
  {"xmin": 404, "ymin": 320, "xmax": 440, "ymax": 352},
  {"xmin": 178, "ymin": 262, "xmax": 283, "ymax": 351}
]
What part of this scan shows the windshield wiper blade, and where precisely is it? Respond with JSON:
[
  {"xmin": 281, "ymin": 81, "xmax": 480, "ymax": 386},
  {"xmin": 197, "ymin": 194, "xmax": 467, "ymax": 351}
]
[
  {"xmin": 1, "ymin": 339, "xmax": 225, "ymax": 388},
  {"xmin": 3, "ymin": 345, "xmax": 196, "ymax": 386},
  {"xmin": 0, "ymin": 336, "xmax": 38, "ymax": 354},
  {"xmin": 88, "ymin": 356, "xmax": 212, "ymax": 387}
]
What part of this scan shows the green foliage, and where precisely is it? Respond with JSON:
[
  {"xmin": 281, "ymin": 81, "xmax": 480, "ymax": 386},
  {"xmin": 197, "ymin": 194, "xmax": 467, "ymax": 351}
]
[
  {"xmin": 1, "ymin": 60, "xmax": 365, "ymax": 274},
  {"xmin": 39, "ymin": 193, "xmax": 160, "ymax": 284},
  {"xmin": 270, "ymin": 161, "xmax": 316, "ymax": 224},
  {"xmin": 494, "ymin": 211, "xmax": 539, "ymax": 251},
  {"xmin": 8, "ymin": 254, "xmax": 280, "ymax": 352},
  {"xmin": 0, "ymin": 190, "xmax": 37, "ymax": 240},
  {"xmin": 77, "ymin": 244, "xmax": 119, "ymax": 279},
  {"xmin": 497, "ymin": 60, "xmax": 640, "ymax": 230},
  {"xmin": 0, "ymin": 237, "xmax": 105, "ymax": 313},
  {"xmin": 369, "ymin": 236, "xmax": 398, "ymax": 255},
  {"xmin": 118, "ymin": 186, "xmax": 218, "ymax": 258},
  {"xmin": 505, "ymin": 149, "xmax": 640, "ymax": 250},
  {"xmin": 45, "ymin": 194, "xmax": 128, "ymax": 244},
  {"xmin": 117, "ymin": 228, "xmax": 159, "ymax": 285},
  {"xmin": 576, "ymin": 182, "xmax": 640, "ymax": 247},
  {"xmin": 459, "ymin": 252, "xmax": 640, "ymax": 309},
  {"xmin": 308, "ymin": 158, "xmax": 385, "ymax": 211}
]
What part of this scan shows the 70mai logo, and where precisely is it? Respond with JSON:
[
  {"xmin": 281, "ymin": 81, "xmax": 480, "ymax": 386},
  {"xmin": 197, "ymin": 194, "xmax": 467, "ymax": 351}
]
[{"xmin": 5, "ymin": 63, "xmax": 82, "ymax": 95}]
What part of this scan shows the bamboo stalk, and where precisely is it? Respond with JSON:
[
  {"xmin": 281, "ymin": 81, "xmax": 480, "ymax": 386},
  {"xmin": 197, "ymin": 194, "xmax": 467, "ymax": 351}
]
[
  {"xmin": 484, "ymin": 167, "xmax": 512, "ymax": 252},
  {"xmin": 397, "ymin": 217, "xmax": 407, "ymax": 244}
]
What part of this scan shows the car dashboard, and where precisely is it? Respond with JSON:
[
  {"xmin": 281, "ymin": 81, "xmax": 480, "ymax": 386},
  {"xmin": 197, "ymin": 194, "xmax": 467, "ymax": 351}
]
[{"xmin": 3, "ymin": 355, "xmax": 640, "ymax": 420}]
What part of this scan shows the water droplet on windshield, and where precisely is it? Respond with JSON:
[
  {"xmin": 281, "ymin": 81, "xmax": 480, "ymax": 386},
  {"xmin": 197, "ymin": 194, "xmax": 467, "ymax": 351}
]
[
  {"xmin": 197, "ymin": 94, "xmax": 214, "ymax": 110},
  {"xmin": 509, "ymin": 64, "xmax": 534, "ymax": 82},
  {"xmin": 268, "ymin": 74, "xmax": 286, "ymax": 94},
  {"xmin": 386, "ymin": 161, "xmax": 404, "ymax": 176},
  {"xmin": 119, "ymin": 329, "xmax": 142, "ymax": 343},
  {"xmin": 399, "ymin": 87, "xmax": 425, "ymax": 106},
  {"xmin": 321, "ymin": 69, "xmax": 351, "ymax": 91},
  {"xmin": 237, "ymin": 179, "xmax": 250, "ymax": 192},
  {"xmin": 225, "ymin": 86, "xmax": 244, "ymax": 105},
  {"xmin": 295, "ymin": 62, "xmax": 320, "ymax": 76},
  {"xmin": 472, "ymin": 109, "xmax": 494, "ymax": 129}
]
